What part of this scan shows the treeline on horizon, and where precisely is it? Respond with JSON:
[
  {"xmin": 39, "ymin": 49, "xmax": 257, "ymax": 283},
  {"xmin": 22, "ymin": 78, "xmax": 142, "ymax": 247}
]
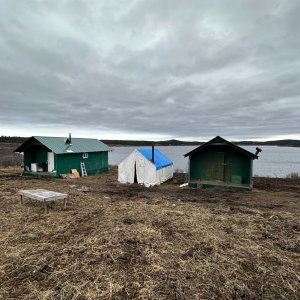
[
  {"xmin": 1, "ymin": 136, "xmax": 300, "ymax": 147},
  {"xmin": 102, "ymin": 139, "xmax": 300, "ymax": 147}
]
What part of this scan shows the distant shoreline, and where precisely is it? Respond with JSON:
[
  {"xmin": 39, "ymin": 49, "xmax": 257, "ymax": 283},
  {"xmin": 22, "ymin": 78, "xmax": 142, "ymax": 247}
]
[
  {"xmin": 1, "ymin": 137, "xmax": 300, "ymax": 147},
  {"xmin": 108, "ymin": 144, "xmax": 300, "ymax": 148},
  {"xmin": 107, "ymin": 143, "xmax": 300, "ymax": 147},
  {"xmin": 103, "ymin": 140, "xmax": 300, "ymax": 148}
]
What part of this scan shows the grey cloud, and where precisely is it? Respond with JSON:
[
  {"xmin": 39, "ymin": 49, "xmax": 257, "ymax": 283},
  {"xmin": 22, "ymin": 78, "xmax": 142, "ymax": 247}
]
[{"xmin": 0, "ymin": 0, "xmax": 299, "ymax": 140}]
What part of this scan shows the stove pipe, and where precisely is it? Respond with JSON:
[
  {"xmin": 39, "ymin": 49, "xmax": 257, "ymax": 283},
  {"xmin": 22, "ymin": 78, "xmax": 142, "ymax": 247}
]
[
  {"xmin": 255, "ymin": 147, "xmax": 262, "ymax": 156},
  {"xmin": 66, "ymin": 133, "xmax": 72, "ymax": 145},
  {"xmin": 151, "ymin": 144, "xmax": 155, "ymax": 163}
]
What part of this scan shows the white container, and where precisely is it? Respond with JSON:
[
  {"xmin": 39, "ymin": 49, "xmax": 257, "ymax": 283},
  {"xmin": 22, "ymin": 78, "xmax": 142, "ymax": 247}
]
[{"xmin": 31, "ymin": 163, "xmax": 38, "ymax": 172}]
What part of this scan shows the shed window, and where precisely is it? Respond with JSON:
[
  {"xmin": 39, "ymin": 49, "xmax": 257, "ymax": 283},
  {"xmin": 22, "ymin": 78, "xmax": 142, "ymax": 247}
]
[{"xmin": 83, "ymin": 153, "xmax": 88, "ymax": 159}]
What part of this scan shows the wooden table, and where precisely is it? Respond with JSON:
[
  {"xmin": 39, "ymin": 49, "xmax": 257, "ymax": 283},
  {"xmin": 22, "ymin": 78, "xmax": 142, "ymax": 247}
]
[{"xmin": 18, "ymin": 189, "xmax": 68, "ymax": 213}]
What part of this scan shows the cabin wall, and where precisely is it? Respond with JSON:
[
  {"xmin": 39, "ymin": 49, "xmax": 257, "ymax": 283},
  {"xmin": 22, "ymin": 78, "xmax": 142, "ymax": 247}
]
[
  {"xmin": 190, "ymin": 151, "xmax": 224, "ymax": 181},
  {"xmin": 225, "ymin": 151, "xmax": 251, "ymax": 184},
  {"xmin": 56, "ymin": 151, "xmax": 108, "ymax": 175},
  {"xmin": 189, "ymin": 146, "xmax": 252, "ymax": 185},
  {"xmin": 23, "ymin": 145, "xmax": 50, "ymax": 172},
  {"xmin": 24, "ymin": 152, "xmax": 31, "ymax": 170}
]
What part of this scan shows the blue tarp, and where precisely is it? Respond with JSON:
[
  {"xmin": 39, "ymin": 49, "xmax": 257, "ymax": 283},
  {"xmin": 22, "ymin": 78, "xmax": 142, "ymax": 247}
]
[{"xmin": 138, "ymin": 148, "xmax": 173, "ymax": 170}]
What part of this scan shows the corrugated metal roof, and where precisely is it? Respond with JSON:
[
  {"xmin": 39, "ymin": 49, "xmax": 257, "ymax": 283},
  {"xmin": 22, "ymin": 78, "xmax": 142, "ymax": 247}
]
[
  {"xmin": 15, "ymin": 136, "xmax": 110, "ymax": 154},
  {"xmin": 138, "ymin": 148, "xmax": 173, "ymax": 170}
]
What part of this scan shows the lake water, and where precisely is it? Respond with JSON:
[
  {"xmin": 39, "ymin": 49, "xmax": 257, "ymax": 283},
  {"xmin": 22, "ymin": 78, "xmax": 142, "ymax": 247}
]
[{"xmin": 109, "ymin": 145, "xmax": 300, "ymax": 178}]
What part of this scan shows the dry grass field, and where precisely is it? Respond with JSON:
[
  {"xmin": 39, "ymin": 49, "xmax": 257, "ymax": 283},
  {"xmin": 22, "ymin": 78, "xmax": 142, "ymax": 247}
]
[
  {"xmin": 0, "ymin": 143, "xmax": 22, "ymax": 167},
  {"xmin": 0, "ymin": 167, "xmax": 299, "ymax": 300}
]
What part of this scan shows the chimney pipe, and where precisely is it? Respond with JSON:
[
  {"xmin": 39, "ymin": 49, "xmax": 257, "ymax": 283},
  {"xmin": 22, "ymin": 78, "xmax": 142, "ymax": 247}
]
[
  {"xmin": 151, "ymin": 144, "xmax": 155, "ymax": 163},
  {"xmin": 255, "ymin": 147, "xmax": 262, "ymax": 156},
  {"xmin": 65, "ymin": 133, "xmax": 72, "ymax": 145}
]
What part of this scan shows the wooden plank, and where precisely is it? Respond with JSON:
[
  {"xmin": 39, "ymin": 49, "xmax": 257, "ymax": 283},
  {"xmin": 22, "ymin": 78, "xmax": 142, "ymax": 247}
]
[
  {"xmin": 44, "ymin": 199, "xmax": 48, "ymax": 214},
  {"xmin": 192, "ymin": 180, "xmax": 249, "ymax": 188}
]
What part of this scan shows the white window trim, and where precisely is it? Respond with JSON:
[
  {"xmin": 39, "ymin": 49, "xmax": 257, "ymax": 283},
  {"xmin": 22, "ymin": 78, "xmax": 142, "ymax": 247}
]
[{"xmin": 83, "ymin": 153, "xmax": 88, "ymax": 159}]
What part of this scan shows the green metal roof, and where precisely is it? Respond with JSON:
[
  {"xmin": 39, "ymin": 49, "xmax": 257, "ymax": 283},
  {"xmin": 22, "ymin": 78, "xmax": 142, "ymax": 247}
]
[{"xmin": 15, "ymin": 136, "xmax": 111, "ymax": 154}]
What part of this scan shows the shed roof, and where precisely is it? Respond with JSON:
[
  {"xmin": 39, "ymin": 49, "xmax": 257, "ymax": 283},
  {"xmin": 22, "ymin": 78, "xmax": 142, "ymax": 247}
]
[
  {"xmin": 138, "ymin": 148, "xmax": 173, "ymax": 170},
  {"xmin": 15, "ymin": 136, "xmax": 111, "ymax": 154},
  {"xmin": 184, "ymin": 136, "xmax": 258, "ymax": 159}
]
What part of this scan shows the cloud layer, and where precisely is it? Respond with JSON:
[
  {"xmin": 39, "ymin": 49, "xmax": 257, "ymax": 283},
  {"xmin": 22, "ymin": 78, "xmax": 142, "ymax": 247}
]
[{"xmin": 0, "ymin": 0, "xmax": 299, "ymax": 140}]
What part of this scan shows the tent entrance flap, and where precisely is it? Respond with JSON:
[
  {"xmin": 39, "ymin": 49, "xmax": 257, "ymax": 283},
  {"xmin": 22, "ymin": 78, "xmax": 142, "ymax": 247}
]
[{"xmin": 134, "ymin": 163, "xmax": 137, "ymax": 183}]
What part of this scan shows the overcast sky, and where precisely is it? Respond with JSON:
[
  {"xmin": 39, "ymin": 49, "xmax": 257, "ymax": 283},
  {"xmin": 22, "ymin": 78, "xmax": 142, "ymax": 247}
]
[{"xmin": 0, "ymin": 0, "xmax": 299, "ymax": 141}]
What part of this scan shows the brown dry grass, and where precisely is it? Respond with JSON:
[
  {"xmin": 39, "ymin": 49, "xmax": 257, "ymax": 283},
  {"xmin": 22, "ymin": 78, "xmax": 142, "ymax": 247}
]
[
  {"xmin": 0, "ymin": 143, "xmax": 22, "ymax": 167},
  {"xmin": 0, "ymin": 168, "xmax": 299, "ymax": 299}
]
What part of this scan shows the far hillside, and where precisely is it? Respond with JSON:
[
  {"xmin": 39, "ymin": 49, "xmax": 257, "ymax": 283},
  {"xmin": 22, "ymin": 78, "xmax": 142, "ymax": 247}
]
[
  {"xmin": 1, "ymin": 136, "xmax": 300, "ymax": 147},
  {"xmin": 102, "ymin": 139, "xmax": 300, "ymax": 147}
]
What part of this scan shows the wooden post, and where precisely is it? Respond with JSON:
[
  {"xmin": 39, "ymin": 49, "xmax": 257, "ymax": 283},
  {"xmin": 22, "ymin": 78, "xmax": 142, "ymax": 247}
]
[
  {"xmin": 64, "ymin": 198, "xmax": 67, "ymax": 210},
  {"xmin": 151, "ymin": 144, "xmax": 155, "ymax": 163},
  {"xmin": 43, "ymin": 200, "xmax": 48, "ymax": 214},
  {"xmin": 20, "ymin": 195, "xmax": 23, "ymax": 204}
]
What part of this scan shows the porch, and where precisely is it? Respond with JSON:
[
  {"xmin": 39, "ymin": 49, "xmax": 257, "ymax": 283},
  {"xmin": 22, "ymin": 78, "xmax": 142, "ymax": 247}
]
[
  {"xmin": 22, "ymin": 171, "xmax": 58, "ymax": 179},
  {"xmin": 188, "ymin": 180, "xmax": 252, "ymax": 191}
]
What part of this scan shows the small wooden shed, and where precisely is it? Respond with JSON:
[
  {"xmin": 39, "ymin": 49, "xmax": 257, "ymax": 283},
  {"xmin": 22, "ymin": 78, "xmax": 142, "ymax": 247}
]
[
  {"xmin": 15, "ymin": 134, "xmax": 110, "ymax": 178},
  {"xmin": 184, "ymin": 136, "xmax": 259, "ymax": 190}
]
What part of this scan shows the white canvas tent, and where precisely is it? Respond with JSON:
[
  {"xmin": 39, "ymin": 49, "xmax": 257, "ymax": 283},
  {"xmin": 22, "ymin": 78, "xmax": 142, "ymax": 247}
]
[{"xmin": 118, "ymin": 148, "xmax": 174, "ymax": 187}]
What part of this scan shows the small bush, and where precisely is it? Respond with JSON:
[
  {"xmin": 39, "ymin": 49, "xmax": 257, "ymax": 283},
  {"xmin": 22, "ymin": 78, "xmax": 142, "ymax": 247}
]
[{"xmin": 286, "ymin": 172, "xmax": 299, "ymax": 179}]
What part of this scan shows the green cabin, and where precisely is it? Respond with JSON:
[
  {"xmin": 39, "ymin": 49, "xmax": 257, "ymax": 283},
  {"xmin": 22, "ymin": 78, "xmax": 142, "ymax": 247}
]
[
  {"xmin": 184, "ymin": 136, "xmax": 259, "ymax": 191},
  {"xmin": 15, "ymin": 135, "xmax": 111, "ymax": 178}
]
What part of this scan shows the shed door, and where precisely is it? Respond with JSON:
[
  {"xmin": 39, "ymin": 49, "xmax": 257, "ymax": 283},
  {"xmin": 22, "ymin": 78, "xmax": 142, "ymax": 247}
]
[
  {"xmin": 47, "ymin": 152, "xmax": 55, "ymax": 172},
  {"xmin": 201, "ymin": 152, "xmax": 225, "ymax": 181}
]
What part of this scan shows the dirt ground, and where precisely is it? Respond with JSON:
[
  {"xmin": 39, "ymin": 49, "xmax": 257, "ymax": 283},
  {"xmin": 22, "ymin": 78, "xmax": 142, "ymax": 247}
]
[{"xmin": 0, "ymin": 167, "xmax": 299, "ymax": 300}]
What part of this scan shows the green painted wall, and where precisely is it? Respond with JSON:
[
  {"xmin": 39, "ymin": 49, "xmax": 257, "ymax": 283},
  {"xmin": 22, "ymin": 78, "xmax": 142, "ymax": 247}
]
[
  {"xmin": 23, "ymin": 145, "xmax": 50, "ymax": 172},
  {"xmin": 190, "ymin": 151, "xmax": 225, "ymax": 181},
  {"xmin": 24, "ymin": 152, "xmax": 31, "ymax": 170},
  {"xmin": 189, "ymin": 145, "xmax": 252, "ymax": 186},
  {"xmin": 55, "ymin": 151, "xmax": 108, "ymax": 175},
  {"xmin": 23, "ymin": 148, "xmax": 108, "ymax": 176},
  {"xmin": 226, "ymin": 151, "xmax": 252, "ymax": 184}
]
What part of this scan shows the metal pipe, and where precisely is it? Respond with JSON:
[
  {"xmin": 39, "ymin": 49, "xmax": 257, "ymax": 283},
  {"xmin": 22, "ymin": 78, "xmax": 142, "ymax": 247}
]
[
  {"xmin": 65, "ymin": 133, "xmax": 72, "ymax": 145},
  {"xmin": 255, "ymin": 147, "xmax": 262, "ymax": 156},
  {"xmin": 151, "ymin": 144, "xmax": 155, "ymax": 163}
]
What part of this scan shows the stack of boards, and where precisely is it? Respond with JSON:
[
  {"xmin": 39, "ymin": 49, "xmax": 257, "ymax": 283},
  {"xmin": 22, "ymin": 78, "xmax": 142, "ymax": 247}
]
[{"xmin": 60, "ymin": 169, "xmax": 80, "ymax": 179}]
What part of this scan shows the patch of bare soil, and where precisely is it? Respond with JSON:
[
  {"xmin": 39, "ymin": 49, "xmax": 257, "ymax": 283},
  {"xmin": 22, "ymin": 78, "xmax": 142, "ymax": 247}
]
[
  {"xmin": 254, "ymin": 177, "xmax": 300, "ymax": 193},
  {"xmin": 0, "ymin": 168, "xmax": 299, "ymax": 299}
]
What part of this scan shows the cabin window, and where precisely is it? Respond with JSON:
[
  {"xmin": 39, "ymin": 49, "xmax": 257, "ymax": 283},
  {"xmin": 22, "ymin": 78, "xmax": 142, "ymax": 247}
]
[{"xmin": 83, "ymin": 153, "xmax": 88, "ymax": 159}]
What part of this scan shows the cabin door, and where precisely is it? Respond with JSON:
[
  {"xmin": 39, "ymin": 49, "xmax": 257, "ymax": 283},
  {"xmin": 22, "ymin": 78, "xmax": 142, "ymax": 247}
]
[
  {"xmin": 205, "ymin": 152, "xmax": 225, "ymax": 181},
  {"xmin": 47, "ymin": 152, "xmax": 55, "ymax": 172}
]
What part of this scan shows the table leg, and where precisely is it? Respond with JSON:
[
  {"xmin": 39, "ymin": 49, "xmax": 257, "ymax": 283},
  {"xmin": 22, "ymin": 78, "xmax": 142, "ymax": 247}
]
[
  {"xmin": 43, "ymin": 200, "xmax": 48, "ymax": 214},
  {"xmin": 20, "ymin": 195, "xmax": 23, "ymax": 204},
  {"xmin": 64, "ymin": 198, "xmax": 67, "ymax": 210}
]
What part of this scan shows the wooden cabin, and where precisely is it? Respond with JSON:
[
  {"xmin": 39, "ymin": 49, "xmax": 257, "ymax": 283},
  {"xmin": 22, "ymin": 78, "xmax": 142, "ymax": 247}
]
[
  {"xmin": 184, "ymin": 136, "xmax": 260, "ymax": 190},
  {"xmin": 15, "ymin": 134, "xmax": 110, "ymax": 178}
]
